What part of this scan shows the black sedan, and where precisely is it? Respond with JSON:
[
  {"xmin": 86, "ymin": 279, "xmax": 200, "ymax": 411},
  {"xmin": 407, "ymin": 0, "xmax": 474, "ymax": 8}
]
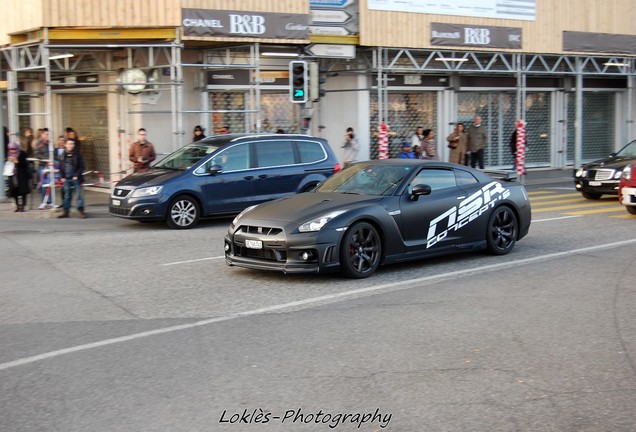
[
  {"xmin": 224, "ymin": 160, "xmax": 531, "ymax": 278},
  {"xmin": 574, "ymin": 139, "xmax": 636, "ymax": 199}
]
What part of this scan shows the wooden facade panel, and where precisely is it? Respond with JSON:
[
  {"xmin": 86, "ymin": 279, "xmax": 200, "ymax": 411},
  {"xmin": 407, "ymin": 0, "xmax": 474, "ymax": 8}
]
[
  {"xmin": 181, "ymin": 0, "xmax": 308, "ymax": 14},
  {"xmin": 42, "ymin": 0, "xmax": 180, "ymax": 27},
  {"xmin": 360, "ymin": 0, "xmax": 636, "ymax": 54},
  {"xmin": 0, "ymin": 0, "xmax": 42, "ymax": 45}
]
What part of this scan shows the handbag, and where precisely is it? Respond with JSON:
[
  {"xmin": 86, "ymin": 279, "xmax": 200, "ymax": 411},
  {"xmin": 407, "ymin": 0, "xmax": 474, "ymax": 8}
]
[{"xmin": 3, "ymin": 160, "xmax": 15, "ymax": 177}]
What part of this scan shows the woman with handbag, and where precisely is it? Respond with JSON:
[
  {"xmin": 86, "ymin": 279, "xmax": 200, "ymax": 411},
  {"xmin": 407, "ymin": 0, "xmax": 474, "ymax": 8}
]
[
  {"xmin": 5, "ymin": 141, "xmax": 31, "ymax": 212},
  {"xmin": 446, "ymin": 122, "xmax": 467, "ymax": 165}
]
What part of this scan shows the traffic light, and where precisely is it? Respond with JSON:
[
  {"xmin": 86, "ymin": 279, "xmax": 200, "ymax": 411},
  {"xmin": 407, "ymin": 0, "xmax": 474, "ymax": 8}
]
[
  {"xmin": 289, "ymin": 60, "xmax": 308, "ymax": 103},
  {"xmin": 309, "ymin": 62, "xmax": 326, "ymax": 102}
]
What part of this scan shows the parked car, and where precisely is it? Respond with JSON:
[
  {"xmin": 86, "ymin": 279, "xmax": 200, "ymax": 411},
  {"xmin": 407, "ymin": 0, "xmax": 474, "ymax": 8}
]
[
  {"xmin": 225, "ymin": 160, "xmax": 531, "ymax": 278},
  {"xmin": 109, "ymin": 133, "xmax": 341, "ymax": 228},
  {"xmin": 574, "ymin": 139, "xmax": 636, "ymax": 199},
  {"xmin": 618, "ymin": 162, "xmax": 636, "ymax": 215}
]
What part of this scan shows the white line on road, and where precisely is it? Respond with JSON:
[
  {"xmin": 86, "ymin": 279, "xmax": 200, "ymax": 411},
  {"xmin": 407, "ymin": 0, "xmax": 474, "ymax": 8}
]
[
  {"xmin": 3, "ymin": 238, "xmax": 636, "ymax": 372},
  {"xmin": 532, "ymin": 215, "xmax": 581, "ymax": 222}
]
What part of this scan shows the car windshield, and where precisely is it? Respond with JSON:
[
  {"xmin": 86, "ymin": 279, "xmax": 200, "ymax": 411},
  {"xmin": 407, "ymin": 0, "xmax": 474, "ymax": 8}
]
[
  {"xmin": 316, "ymin": 163, "xmax": 412, "ymax": 196},
  {"xmin": 154, "ymin": 142, "xmax": 221, "ymax": 170},
  {"xmin": 616, "ymin": 140, "xmax": 636, "ymax": 158}
]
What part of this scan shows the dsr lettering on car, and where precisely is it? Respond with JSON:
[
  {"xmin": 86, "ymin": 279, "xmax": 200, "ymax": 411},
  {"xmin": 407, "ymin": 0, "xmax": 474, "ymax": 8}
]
[{"xmin": 427, "ymin": 181, "xmax": 511, "ymax": 248}]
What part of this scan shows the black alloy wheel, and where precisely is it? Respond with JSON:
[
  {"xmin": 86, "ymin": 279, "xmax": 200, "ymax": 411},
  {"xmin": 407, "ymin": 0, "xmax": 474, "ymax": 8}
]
[
  {"xmin": 166, "ymin": 195, "xmax": 200, "ymax": 229},
  {"xmin": 486, "ymin": 206, "xmax": 518, "ymax": 255},
  {"xmin": 340, "ymin": 222, "xmax": 381, "ymax": 278}
]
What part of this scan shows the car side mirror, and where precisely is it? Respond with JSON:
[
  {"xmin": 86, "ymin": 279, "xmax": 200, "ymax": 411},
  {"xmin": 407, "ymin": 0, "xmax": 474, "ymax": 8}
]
[
  {"xmin": 410, "ymin": 184, "xmax": 432, "ymax": 201},
  {"xmin": 207, "ymin": 164, "xmax": 223, "ymax": 175}
]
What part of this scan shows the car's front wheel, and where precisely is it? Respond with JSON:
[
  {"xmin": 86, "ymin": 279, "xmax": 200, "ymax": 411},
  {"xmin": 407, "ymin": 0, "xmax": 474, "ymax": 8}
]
[
  {"xmin": 486, "ymin": 206, "xmax": 518, "ymax": 255},
  {"xmin": 339, "ymin": 222, "xmax": 381, "ymax": 278},
  {"xmin": 581, "ymin": 191, "xmax": 602, "ymax": 200},
  {"xmin": 166, "ymin": 195, "xmax": 200, "ymax": 229},
  {"xmin": 626, "ymin": 206, "xmax": 636, "ymax": 215}
]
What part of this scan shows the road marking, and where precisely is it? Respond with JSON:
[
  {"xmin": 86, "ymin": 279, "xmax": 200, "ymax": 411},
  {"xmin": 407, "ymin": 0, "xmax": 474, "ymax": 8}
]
[
  {"xmin": 531, "ymin": 197, "xmax": 587, "ymax": 206},
  {"xmin": 565, "ymin": 206, "xmax": 626, "ymax": 215},
  {"xmin": 532, "ymin": 201, "xmax": 618, "ymax": 212},
  {"xmin": 532, "ymin": 215, "xmax": 581, "ymax": 222},
  {"xmin": 2, "ymin": 238, "xmax": 636, "ymax": 372},
  {"xmin": 161, "ymin": 256, "xmax": 225, "ymax": 266}
]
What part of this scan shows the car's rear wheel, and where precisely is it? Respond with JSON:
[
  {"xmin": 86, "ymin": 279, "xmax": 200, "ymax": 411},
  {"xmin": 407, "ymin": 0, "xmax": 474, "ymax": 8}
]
[
  {"xmin": 339, "ymin": 222, "xmax": 381, "ymax": 278},
  {"xmin": 166, "ymin": 195, "xmax": 200, "ymax": 229},
  {"xmin": 581, "ymin": 191, "xmax": 602, "ymax": 200},
  {"xmin": 486, "ymin": 206, "xmax": 518, "ymax": 255},
  {"xmin": 626, "ymin": 206, "xmax": 636, "ymax": 215}
]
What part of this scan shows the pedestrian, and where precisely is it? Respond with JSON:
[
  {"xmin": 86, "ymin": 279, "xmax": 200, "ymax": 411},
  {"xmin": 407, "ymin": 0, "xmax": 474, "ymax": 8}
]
[
  {"xmin": 5, "ymin": 141, "xmax": 31, "ymax": 212},
  {"xmin": 219, "ymin": 125, "xmax": 230, "ymax": 134},
  {"xmin": 397, "ymin": 143, "xmax": 415, "ymax": 159},
  {"xmin": 19, "ymin": 127, "xmax": 34, "ymax": 157},
  {"xmin": 37, "ymin": 160, "xmax": 55, "ymax": 209},
  {"xmin": 57, "ymin": 139, "xmax": 86, "ymax": 219},
  {"xmin": 3, "ymin": 127, "xmax": 9, "ymax": 162},
  {"xmin": 65, "ymin": 127, "xmax": 82, "ymax": 153},
  {"xmin": 446, "ymin": 122, "xmax": 467, "ymax": 165},
  {"xmin": 54, "ymin": 135, "xmax": 66, "ymax": 208},
  {"xmin": 129, "ymin": 128, "xmax": 156, "ymax": 173},
  {"xmin": 412, "ymin": 144, "xmax": 423, "ymax": 159},
  {"xmin": 192, "ymin": 125, "xmax": 206, "ymax": 142},
  {"xmin": 342, "ymin": 127, "xmax": 360, "ymax": 164},
  {"xmin": 421, "ymin": 129, "xmax": 438, "ymax": 160},
  {"xmin": 34, "ymin": 128, "xmax": 50, "ymax": 161},
  {"xmin": 467, "ymin": 115, "xmax": 488, "ymax": 169},
  {"xmin": 411, "ymin": 126, "xmax": 425, "ymax": 148}
]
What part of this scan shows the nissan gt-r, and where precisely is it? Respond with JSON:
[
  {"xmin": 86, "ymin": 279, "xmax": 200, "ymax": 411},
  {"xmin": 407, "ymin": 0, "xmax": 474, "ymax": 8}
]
[{"xmin": 224, "ymin": 160, "xmax": 531, "ymax": 278}]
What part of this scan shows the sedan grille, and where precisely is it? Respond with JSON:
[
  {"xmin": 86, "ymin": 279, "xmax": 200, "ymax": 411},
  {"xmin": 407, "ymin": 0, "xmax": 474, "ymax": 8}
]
[
  {"xmin": 112, "ymin": 188, "xmax": 132, "ymax": 198},
  {"xmin": 235, "ymin": 245, "xmax": 286, "ymax": 261},
  {"xmin": 109, "ymin": 206, "xmax": 130, "ymax": 216},
  {"xmin": 239, "ymin": 225, "xmax": 282, "ymax": 236},
  {"xmin": 592, "ymin": 169, "xmax": 614, "ymax": 181}
]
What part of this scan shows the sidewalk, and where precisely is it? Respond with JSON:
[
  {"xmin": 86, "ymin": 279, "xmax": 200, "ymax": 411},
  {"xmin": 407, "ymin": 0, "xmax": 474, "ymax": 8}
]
[
  {"xmin": 0, "ymin": 168, "xmax": 576, "ymax": 218},
  {"xmin": 0, "ymin": 186, "xmax": 110, "ymax": 219}
]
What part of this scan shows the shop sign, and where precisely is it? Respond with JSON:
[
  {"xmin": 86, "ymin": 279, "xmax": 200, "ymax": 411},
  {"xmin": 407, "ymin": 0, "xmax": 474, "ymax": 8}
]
[
  {"xmin": 207, "ymin": 69, "xmax": 289, "ymax": 87},
  {"xmin": 563, "ymin": 31, "xmax": 636, "ymax": 55},
  {"xmin": 431, "ymin": 23, "xmax": 522, "ymax": 49},
  {"xmin": 182, "ymin": 9, "xmax": 309, "ymax": 39}
]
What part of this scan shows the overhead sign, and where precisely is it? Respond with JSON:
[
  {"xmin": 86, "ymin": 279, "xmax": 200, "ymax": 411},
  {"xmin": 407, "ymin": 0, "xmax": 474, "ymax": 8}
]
[
  {"xmin": 431, "ymin": 23, "xmax": 522, "ymax": 49},
  {"xmin": 311, "ymin": 9, "xmax": 352, "ymax": 24},
  {"xmin": 310, "ymin": 26, "xmax": 353, "ymax": 36},
  {"xmin": 563, "ymin": 31, "xmax": 636, "ymax": 55},
  {"xmin": 305, "ymin": 44, "xmax": 356, "ymax": 58},
  {"xmin": 182, "ymin": 9, "xmax": 309, "ymax": 39},
  {"xmin": 310, "ymin": 0, "xmax": 355, "ymax": 6},
  {"xmin": 368, "ymin": 0, "xmax": 536, "ymax": 21}
]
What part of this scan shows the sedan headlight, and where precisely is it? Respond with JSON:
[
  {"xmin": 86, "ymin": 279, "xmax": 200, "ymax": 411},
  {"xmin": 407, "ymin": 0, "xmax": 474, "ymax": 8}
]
[
  {"xmin": 131, "ymin": 186, "xmax": 163, "ymax": 197},
  {"xmin": 232, "ymin": 205, "xmax": 258, "ymax": 227},
  {"xmin": 614, "ymin": 170, "xmax": 623, "ymax": 179},
  {"xmin": 298, "ymin": 210, "xmax": 348, "ymax": 232},
  {"xmin": 575, "ymin": 167, "xmax": 586, "ymax": 177},
  {"xmin": 622, "ymin": 165, "xmax": 632, "ymax": 180}
]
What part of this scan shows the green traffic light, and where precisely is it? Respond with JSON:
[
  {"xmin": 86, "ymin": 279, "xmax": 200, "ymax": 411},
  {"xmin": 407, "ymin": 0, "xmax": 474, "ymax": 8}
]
[{"xmin": 294, "ymin": 89, "xmax": 305, "ymax": 98}]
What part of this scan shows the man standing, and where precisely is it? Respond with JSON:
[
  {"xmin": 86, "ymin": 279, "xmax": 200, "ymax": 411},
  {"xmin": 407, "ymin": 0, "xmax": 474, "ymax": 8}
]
[
  {"xmin": 129, "ymin": 128, "xmax": 156, "ymax": 173},
  {"xmin": 467, "ymin": 115, "xmax": 488, "ymax": 169},
  {"xmin": 57, "ymin": 139, "xmax": 86, "ymax": 219}
]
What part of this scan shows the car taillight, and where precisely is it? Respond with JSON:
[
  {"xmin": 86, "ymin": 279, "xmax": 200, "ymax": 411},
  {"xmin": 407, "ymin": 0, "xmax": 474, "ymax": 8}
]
[{"xmin": 333, "ymin": 163, "xmax": 342, "ymax": 173}]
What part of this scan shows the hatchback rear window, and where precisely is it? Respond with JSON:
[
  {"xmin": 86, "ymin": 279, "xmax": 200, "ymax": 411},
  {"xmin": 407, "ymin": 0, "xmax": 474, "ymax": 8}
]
[{"xmin": 297, "ymin": 141, "xmax": 327, "ymax": 163}]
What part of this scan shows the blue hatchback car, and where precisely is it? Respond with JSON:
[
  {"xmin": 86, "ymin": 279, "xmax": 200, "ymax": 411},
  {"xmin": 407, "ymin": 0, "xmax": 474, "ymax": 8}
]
[{"xmin": 109, "ymin": 133, "xmax": 341, "ymax": 228}]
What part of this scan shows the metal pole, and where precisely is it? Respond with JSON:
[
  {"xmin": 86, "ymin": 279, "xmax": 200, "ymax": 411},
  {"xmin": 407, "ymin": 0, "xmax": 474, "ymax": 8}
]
[{"xmin": 574, "ymin": 57, "xmax": 583, "ymax": 169}]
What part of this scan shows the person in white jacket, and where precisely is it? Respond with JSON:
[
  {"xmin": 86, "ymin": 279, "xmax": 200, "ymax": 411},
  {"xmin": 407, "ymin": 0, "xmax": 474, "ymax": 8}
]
[{"xmin": 342, "ymin": 127, "xmax": 359, "ymax": 165}]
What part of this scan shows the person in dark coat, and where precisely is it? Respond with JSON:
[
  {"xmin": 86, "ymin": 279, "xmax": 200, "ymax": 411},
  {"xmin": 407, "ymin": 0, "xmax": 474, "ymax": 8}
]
[
  {"xmin": 57, "ymin": 139, "xmax": 86, "ymax": 219},
  {"xmin": 192, "ymin": 125, "xmax": 206, "ymax": 142},
  {"xmin": 6, "ymin": 141, "xmax": 31, "ymax": 212}
]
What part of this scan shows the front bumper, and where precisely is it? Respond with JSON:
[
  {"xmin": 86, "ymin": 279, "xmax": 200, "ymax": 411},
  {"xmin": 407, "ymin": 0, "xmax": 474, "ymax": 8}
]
[
  {"xmin": 574, "ymin": 179, "xmax": 619, "ymax": 195},
  {"xmin": 224, "ymin": 226, "xmax": 343, "ymax": 274},
  {"xmin": 108, "ymin": 195, "xmax": 166, "ymax": 220},
  {"xmin": 620, "ymin": 186, "xmax": 636, "ymax": 207}
]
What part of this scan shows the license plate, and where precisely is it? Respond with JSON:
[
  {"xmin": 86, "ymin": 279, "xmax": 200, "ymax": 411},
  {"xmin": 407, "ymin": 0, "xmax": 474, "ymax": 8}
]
[
  {"xmin": 245, "ymin": 239, "xmax": 263, "ymax": 249},
  {"xmin": 589, "ymin": 181, "xmax": 601, "ymax": 186},
  {"xmin": 111, "ymin": 199, "xmax": 121, "ymax": 206}
]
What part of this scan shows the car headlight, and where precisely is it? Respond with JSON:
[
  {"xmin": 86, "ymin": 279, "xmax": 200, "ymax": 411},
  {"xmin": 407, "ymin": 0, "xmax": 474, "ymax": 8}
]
[
  {"xmin": 622, "ymin": 165, "xmax": 632, "ymax": 180},
  {"xmin": 614, "ymin": 170, "xmax": 623, "ymax": 179},
  {"xmin": 131, "ymin": 186, "xmax": 163, "ymax": 197},
  {"xmin": 575, "ymin": 167, "xmax": 586, "ymax": 177},
  {"xmin": 232, "ymin": 205, "xmax": 258, "ymax": 227},
  {"xmin": 298, "ymin": 210, "xmax": 348, "ymax": 232}
]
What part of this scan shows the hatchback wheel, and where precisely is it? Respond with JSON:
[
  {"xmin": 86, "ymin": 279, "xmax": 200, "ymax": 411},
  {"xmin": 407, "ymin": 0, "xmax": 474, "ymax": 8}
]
[
  {"xmin": 166, "ymin": 195, "xmax": 200, "ymax": 229},
  {"xmin": 339, "ymin": 222, "xmax": 381, "ymax": 278},
  {"xmin": 486, "ymin": 206, "xmax": 518, "ymax": 255}
]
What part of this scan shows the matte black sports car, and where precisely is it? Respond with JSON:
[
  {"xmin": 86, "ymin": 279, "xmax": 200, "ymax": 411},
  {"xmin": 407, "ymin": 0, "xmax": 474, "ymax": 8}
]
[
  {"xmin": 574, "ymin": 139, "xmax": 636, "ymax": 199},
  {"xmin": 224, "ymin": 160, "xmax": 531, "ymax": 278}
]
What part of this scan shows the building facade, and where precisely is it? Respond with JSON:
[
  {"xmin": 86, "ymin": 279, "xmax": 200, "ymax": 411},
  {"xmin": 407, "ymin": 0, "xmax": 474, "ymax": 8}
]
[{"xmin": 1, "ymin": 0, "xmax": 636, "ymax": 183}]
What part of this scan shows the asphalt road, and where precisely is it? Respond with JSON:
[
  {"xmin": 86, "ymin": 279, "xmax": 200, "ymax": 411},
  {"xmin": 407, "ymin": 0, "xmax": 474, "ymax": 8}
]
[{"xmin": 1, "ymin": 186, "xmax": 636, "ymax": 431}]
